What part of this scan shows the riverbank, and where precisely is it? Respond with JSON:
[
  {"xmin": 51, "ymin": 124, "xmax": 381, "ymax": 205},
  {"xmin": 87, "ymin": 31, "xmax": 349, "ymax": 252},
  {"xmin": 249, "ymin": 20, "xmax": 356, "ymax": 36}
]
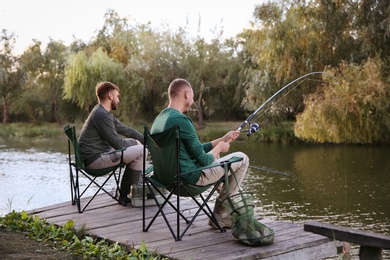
[
  {"xmin": 0, "ymin": 211, "xmax": 167, "ymax": 259},
  {"xmin": 0, "ymin": 121, "xmax": 298, "ymax": 143}
]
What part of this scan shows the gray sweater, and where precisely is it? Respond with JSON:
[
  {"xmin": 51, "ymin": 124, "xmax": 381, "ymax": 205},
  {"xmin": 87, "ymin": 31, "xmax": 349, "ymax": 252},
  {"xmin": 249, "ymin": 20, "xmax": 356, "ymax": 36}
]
[{"xmin": 79, "ymin": 104, "xmax": 144, "ymax": 165}]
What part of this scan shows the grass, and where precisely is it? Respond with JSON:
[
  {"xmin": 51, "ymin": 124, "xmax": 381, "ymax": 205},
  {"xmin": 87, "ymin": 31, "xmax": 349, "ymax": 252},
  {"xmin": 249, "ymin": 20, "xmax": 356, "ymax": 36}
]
[
  {"xmin": 0, "ymin": 121, "xmax": 300, "ymax": 143},
  {"xmin": 0, "ymin": 211, "xmax": 168, "ymax": 259},
  {"xmin": 0, "ymin": 123, "xmax": 64, "ymax": 138},
  {"xmin": 195, "ymin": 121, "xmax": 300, "ymax": 143}
]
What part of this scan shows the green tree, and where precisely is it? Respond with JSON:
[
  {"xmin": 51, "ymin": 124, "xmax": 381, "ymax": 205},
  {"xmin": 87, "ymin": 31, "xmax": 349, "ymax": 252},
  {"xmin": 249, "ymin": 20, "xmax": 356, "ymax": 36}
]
[
  {"xmin": 14, "ymin": 41, "xmax": 46, "ymax": 123},
  {"xmin": 42, "ymin": 40, "xmax": 67, "ymax": 123},
  {"xmin": 15, "ymin": 40, "xmax": 67, "ymax": 124},
  {"xmin": 356, "ymin": 0, "xmax": 390, "ymax": 69},
  {"xmin": 89, "ymin": 11, "xmax": 171, "ymax": 121},
  {"xmin": 239, "ymin": 0, "xmax": 358, "ymax": 122},
  {"xmin": 63, "ymin": 48, "xmax": 126, "ymax": 116},
  {"xmin": 0, "ymin": 29, "xmax": 21, "ymax": 123},
  {"xmin": 295, "ymin": 58, "xmax": 390, "ymax": 144},
  {"xmin": 180, "ymin": 32, "xmax": 246, "ymax": 126}
]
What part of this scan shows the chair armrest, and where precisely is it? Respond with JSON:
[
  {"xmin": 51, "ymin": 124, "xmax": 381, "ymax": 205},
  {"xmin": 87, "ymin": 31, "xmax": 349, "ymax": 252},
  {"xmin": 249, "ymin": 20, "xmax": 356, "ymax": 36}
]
[
  {"xmin": 179, "ymin": 156, "xmax": 243, "ymax": 176},
  {"xmin": 144, "ymin": 166, "xmax": 154, "ymax": 176},
  {"xmin": 106, "ymin": 147, "xmax": 126, "ymax": 154}
]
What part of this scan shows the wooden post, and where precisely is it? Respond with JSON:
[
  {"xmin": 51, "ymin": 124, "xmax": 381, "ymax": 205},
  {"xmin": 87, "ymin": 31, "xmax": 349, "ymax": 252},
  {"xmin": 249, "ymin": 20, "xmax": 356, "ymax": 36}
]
[
  {"xmin": 304, "ymin": 221, "xmax": 390, "ymax": 260},
  {"xmin": 360, "ymin": 246, "xmax": 382, "ymax": 260}
]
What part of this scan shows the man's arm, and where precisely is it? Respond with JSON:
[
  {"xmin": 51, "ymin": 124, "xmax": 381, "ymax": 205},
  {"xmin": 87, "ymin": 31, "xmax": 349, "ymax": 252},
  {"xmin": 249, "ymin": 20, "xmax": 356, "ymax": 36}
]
[
  {"xmin": 208, "ymin": 131, "xmax": 240, "ymax": 159},
  {"xmin": 93, "ymin": 111, "xmax": 140, "ymax": 149},
  {"xmin": 180, "ymin": 118, "xmax": 215, "ymax": 166},
  {"xmin": 114, "ymin": 118, "xmax": 144, "ymax": 143}
]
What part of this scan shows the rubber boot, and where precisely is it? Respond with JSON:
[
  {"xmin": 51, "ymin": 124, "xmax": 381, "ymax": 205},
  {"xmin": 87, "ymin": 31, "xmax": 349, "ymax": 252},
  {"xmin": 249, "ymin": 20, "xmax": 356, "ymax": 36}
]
[
  {"xmin": 208, "ymin": 198, "xmax": 232, "ymax": 229},
  {"xmin": 119, "ymin": 168, "xmax": 141, "ymax": 206}
]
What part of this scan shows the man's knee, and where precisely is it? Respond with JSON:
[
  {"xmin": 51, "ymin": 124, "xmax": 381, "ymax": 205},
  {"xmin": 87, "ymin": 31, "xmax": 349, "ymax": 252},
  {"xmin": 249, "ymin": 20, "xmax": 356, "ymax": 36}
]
[
  {"xmin": 122, "ymin": 144, "xmax": 144, "ymax": 164},
  {"xmin": 233, "ymin": 151, "xmax": 249, "ymax": 168}
]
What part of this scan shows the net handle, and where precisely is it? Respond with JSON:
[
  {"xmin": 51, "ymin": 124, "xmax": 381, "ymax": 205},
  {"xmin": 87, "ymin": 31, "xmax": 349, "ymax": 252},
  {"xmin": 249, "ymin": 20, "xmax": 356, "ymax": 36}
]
[{"xmin": 223, "ymin": 162, "xmax": 249, "ymax": 210}]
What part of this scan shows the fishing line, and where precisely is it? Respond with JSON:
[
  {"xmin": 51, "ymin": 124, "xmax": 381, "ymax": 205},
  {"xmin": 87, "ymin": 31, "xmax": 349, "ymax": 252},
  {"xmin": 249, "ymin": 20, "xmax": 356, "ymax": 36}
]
[
  {"xmin": 236, "ymin": 72, "xmax": 337, "ymax": 179},
  {"xmin": 236, "ymin": 72, "xmax": 336, "ymax": 136},
  {"xmin": 248, "ymin": 77, "xmax": 331, "ymax": 127},
  {"xmin": 249, "ymin": 165, "xmax": 290, "ymax": 177}
]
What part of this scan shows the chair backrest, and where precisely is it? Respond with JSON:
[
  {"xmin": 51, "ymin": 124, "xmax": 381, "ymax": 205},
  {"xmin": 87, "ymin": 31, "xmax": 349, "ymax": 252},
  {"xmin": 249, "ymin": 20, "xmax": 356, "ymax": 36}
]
[
  {"xmin": 144, "ymin": 125, "xmax": 212, "ymax": 196},
  {"xmin": 144, "ymin": 125, "xmax": 180, "ymax": 188},
  {"xmin": 63, "ymin": 124, "xmax": 85, "ymax": 170}
]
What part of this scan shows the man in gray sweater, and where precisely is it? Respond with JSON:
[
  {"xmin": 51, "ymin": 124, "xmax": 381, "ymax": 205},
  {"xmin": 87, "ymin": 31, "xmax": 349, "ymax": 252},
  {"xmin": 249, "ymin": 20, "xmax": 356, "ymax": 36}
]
[{"xmin": 79, "ymin": 81, "xmax": 145, "ymax": 206}]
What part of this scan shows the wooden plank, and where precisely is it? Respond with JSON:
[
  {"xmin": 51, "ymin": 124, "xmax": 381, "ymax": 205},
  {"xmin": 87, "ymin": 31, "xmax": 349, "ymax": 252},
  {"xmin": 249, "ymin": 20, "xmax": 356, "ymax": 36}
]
[
  {"xmin": 175, "ymin": 226, "xmax": 331, "ymax": 260},
  {"xmin": 304, "ymin": 221, "xmax": 390, "ymax": 250},
  {"xmin": 28, "ymin": 195, "xmax": 340, "ymax": 260},
  {"xmin": 28, "ymin": 194, "xmax": 118, "ymax": 218},
  {"xmin": 128, "ymin": 220, "xmax": 332, "ymax": 260}
]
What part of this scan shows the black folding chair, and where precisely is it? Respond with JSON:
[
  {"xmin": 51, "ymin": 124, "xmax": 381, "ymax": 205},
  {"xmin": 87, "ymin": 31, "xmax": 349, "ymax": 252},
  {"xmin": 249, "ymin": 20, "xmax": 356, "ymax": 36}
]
[
  {"xmin": 63, "ymin": 124, "xmax": 126, "ymax": 213},
  {"xmin": 142, "ymin": 124, "xmax": 243, "ymax": 241}
]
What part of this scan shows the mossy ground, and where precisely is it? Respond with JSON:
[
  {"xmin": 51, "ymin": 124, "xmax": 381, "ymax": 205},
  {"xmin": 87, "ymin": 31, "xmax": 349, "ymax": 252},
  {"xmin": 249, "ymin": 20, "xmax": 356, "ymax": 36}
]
[{"xmin": 0, "ymin": 228, "xmax": 79, "ymax": 260}]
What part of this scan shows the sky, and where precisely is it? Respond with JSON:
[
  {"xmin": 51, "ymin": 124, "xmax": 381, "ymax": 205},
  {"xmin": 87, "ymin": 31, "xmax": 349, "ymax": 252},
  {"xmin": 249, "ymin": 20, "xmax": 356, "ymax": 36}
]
[{"xmin": 1, "ymin": 0, "xmax": 260, "ymax": 55}]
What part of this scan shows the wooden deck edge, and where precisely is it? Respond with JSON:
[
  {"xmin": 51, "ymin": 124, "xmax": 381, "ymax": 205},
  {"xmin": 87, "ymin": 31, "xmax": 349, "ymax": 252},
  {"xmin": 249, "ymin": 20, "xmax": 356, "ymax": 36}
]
[
  {"xmin": 304, "ymin": 221, "xmax": 390, "ymax": 250},
  {"xmin": 262, "ymin": 239, "xmax": 340, "ymax": 260}
]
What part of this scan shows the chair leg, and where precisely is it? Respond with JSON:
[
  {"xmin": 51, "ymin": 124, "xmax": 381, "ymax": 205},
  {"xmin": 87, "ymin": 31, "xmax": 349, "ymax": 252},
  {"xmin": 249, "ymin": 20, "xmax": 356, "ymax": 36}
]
[
  {"xmin": 144, "ymin": 181, "xmax": 194, "ymax": 241},
  {"xmin": 178, "ymin": 183, "xmax": 225, "ymax": 240},
  {"xmin": 79, "ymin": 171, "xmax": 121, "ymax": 212},
  {"xmin": 114, "ymin": 167, "xmax": 123, "ymax": 199},
  {"xmin": 142, "ymin": 180, "xmax": 225, "ymax": 240},
  {"xmin": 75, "ymin": 169, "xmax": 81, "ymax": 213},
  {"xmin": 69, "ymin": 168, "xmax": 76, "ymax": 205},
  {"xmin": 143, "ymin": 182, "xmax": 177, "ymax": 239},
  {"xmin": 73, "ymin": 167, "xmax": 123, "ymax": 213}
]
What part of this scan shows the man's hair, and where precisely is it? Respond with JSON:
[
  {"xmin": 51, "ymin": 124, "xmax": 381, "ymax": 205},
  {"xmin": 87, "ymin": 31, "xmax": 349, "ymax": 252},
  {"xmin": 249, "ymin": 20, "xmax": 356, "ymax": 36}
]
[
  {"xmin": 168, "ymin": 78, "xmax": 191, "ymax": 98},
  {"xmin": 96, "ymin": 82, "xmax": 120, "ymax": 100}
]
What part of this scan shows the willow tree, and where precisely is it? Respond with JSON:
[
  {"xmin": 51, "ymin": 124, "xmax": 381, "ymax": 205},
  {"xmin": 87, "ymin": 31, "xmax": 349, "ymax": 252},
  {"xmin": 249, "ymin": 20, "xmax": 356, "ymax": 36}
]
[
  {"xmin": 63, "ymin": 48, "xmax": 126, "ymax": 116},
  {"xmin": 89, "ymin": 10, "xmax": 183, "ymax": 121},
  {"xmin": 239, "ymin": 0, "xmax": 357, "ymax": 122},
  {"xmin": 295, "ymin": 58, "xmax": 390, "ymax": 144},
  {"xmin": 0, "ymin": 30, "xmax": 20, "ymax": 123}
]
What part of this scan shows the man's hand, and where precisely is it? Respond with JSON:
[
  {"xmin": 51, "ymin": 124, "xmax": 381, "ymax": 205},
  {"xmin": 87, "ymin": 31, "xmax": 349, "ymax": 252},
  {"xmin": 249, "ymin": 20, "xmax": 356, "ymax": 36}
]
[
  {"xmin": 216, "ymin": 141, "xmax": 230, "ymax": 153},
  {"xmin": 209, "ymin": 141, "xmax": 230, "ymax": 160},
  {"xmin": 224, "ymin": 130, "xmax": 240, "ymax": 143}
]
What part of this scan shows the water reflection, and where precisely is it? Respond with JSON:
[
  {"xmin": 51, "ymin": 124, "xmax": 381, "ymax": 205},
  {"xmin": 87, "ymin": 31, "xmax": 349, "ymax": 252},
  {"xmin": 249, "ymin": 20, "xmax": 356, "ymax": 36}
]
[
  {"xmin": 1, "ymin": 137, "xmax": 389, "ymax": 258},
  {"xmin": 0, "ymin": 136, "xmax": 108, "ymax": 215},
  {"xmin": 232, "ymin": 141, "xmax": 390, "ymax": 237}
]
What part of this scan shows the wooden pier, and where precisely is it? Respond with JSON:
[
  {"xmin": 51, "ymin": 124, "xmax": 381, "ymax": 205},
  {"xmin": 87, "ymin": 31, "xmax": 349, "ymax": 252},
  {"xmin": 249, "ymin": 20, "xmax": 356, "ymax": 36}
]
[{"xmin": 29, "ymin": 195, "xmax": 339, "ymax": 259}]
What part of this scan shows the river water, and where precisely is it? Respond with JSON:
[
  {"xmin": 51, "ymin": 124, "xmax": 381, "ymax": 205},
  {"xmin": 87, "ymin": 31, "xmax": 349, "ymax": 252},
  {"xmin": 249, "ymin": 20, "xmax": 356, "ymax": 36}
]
[{"xmin": 1, "ymin": 136, "xmax": 389, "ymax": 257}]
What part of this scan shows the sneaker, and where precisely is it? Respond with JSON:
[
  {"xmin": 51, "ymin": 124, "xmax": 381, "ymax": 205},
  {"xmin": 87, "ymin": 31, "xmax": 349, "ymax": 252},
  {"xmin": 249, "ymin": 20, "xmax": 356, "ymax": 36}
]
[
  {"xmin": 208, "ymin": 199, "xmax": 232, "ymax": 229},
  {"xmin": 118, "ymin": 196, "xmax": 131, "ymax": 206}
]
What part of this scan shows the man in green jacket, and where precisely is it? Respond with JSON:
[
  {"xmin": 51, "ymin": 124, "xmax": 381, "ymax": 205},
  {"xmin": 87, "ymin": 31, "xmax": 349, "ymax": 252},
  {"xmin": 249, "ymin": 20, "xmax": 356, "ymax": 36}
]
[
  {"xmin": 79, "ymin": 81, "xmax": 145, "ymax": 206},
  {"xmin": 151, "ymin": 78, "xmax": 249, "ymax": 228}
]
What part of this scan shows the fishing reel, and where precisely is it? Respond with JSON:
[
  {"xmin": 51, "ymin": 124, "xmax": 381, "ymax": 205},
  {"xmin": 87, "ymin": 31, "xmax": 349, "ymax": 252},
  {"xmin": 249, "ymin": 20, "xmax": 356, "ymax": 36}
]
[{"xmin": 246, "ymin": 122, "xmax": 261, "ymax": 137}]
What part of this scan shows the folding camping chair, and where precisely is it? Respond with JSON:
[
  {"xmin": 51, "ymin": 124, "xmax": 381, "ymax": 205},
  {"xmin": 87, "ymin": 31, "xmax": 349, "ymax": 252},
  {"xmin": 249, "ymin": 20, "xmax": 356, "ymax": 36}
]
[
  {"xmin": 63, "ymin": 124, "xmax": 126, "ymax": 213},
  {"xmin": 142, "ymin": 124, "xmax": 243, "ymax": 241}
]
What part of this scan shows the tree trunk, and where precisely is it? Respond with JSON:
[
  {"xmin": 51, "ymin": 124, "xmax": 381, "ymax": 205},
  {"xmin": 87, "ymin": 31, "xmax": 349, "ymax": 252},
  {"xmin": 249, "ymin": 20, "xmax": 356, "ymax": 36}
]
[
  {"xmin": 196, "ymin": 79, "xmax": 205, "ymax": 128},
  {"xmin": 197, "ymin": 92, "xmax": 204, "ymax": 128},
  {"xmin": 53, "ymin": 100, "xmax": 62, "ymax": 124},
  {"xmin": 2, "ymin": 96, "xmax": 8, "ymax": 124}
]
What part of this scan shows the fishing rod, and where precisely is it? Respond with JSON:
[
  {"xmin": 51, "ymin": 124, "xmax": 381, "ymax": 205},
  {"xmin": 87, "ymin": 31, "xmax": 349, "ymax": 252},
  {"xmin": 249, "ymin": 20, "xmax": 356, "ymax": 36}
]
[
  {"xmin": 249, "ymin": 165, "xmax": 290, "ymax": 176},
  {"xmin": 236, "ymin": 71, "xmax": 335, "ymax": 136},
  {"xmin": 231, "ymin": 72, "xmax": 335, "ymax": 178}
]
